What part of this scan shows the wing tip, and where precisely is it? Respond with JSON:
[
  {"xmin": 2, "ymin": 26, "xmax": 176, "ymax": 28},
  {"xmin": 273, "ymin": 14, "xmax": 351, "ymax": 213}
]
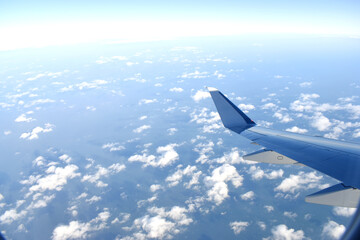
[{"xmin": 206, "ymin": 86, "xmax": 219, "ymax": 92}]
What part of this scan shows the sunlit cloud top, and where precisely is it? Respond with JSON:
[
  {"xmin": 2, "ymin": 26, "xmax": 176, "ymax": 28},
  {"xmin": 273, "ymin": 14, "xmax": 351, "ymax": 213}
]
[{"xmin": 1, "ymin": 0, "xmax": 360, "ymax": 51}]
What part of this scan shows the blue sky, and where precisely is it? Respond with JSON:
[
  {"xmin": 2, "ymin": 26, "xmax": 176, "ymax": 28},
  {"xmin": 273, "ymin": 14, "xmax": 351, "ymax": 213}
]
[{"xmin": 1, "ymin": 0, "xmax": 360, "ymax": 50}]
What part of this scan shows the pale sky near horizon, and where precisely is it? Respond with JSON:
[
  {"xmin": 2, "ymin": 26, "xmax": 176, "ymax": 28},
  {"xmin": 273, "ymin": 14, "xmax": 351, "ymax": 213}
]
[{"xmin": 1, "ymin": 0, "xmax": 360, "ymax": 50}]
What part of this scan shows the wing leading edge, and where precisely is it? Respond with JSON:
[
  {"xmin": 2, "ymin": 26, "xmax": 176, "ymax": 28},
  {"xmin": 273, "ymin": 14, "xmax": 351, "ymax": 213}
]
[{"xmin": 208, "ymin": 87, "xmax": 360, "ymax": 208}]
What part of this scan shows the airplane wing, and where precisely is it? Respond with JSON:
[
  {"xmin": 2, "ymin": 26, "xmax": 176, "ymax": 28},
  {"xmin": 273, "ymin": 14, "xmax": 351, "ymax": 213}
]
[{"xmin": 207, "ymin": 87, "xmax": 360, "ymax": 208}]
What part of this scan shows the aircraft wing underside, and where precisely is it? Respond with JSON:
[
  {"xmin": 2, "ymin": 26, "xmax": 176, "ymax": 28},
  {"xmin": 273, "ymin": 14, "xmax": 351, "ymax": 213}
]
[{"xmin": 208, "ymin": 87, "xmax": 360, "ymax": 208}]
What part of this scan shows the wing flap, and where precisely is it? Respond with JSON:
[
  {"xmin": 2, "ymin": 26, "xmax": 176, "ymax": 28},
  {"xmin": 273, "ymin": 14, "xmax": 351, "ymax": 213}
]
[
  {"xmin": 243, "ymin": 149, "xmax": 302, "ymax": 165},
  {"xmin": 306, "ymin": 183, "xmax": 360, "ymax": 208}
]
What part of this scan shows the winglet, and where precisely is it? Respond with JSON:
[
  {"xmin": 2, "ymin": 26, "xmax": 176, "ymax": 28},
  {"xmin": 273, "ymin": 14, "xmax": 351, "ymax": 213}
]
[{"xmin": 207, "ymin": 87, "xmax": 256, "ymax": 134}]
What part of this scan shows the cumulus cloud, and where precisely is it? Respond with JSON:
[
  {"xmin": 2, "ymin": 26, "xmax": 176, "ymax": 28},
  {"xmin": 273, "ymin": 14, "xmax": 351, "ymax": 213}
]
[
  {"xmin": 128, "ymin": 144, "xmax": 179, "ymax": 168},
  {"xmin": 299, "ymin": 82, "xmax": 312, "ymax": 87},
  {"xmin": 241, "ymin": 191, "xmax": 255, "ymax": 201},
  {"xmin": 139, "ymin": 99, "xmax": 158, "ymax": 105},
  {"xmin": 33, "ymin": 156, "xmax": 45, "ymax": 166},
  {"xmin": 264, "ymin": 205, "xmax": 274, "ymax": 212},
  {"xmin": 192, "ymin": 90, "xmax": 210, "ymax": 102},
  {"xmin": 26, "ymin": 164, "xmax": 80, "ymax": 193},
  {"xmin": 266, "ymin": 224, "xmax": 306, "ymax": 240},
  {"xmin": 59, "ymin": 154, "xmax": 72, "ymax": 164},
  {"xmin": 275, "ymin": 171, "xmax": 325, "ymax": 195},
  {"xmin": 82, "ymin": 163, "xmax": 126, "ymax": 187},
  {"xmin": 52, "ymin": 209, "xmax": 110, "ymax": 240},
  {"xmin": 133, "ymin": 125, "xmax": 151, "ymax": 133},
  {"xmin": 332, "ymin": 207, "xmax": 356, "ymax": 217},
  {"xmin": 180, "ymin": 71, "xmax": 209, "ymax": 79},
  {"xmin": 229, "ymin": 221, "xmax": 249, "ymax": 235},
  {"xmin": 150, "ymin": 184, "xmax": 162, "ymax": 192},
  {"xmin": 286, "ymin": 126, "xmax": 308, "ymax": 134},
  {"xmin": 248, "ymin": 166, "xmax": 283, "ymax": 180},
  {"xmin": 190, "ymin": 108, "xmax": 222, "ymax": 134},
  {"xmin": 15, "ymin": 113, "xmax": 34, "ymax": 122},
  {"xmin": 0, "ymin": 209, "xmax": 27, "ymax": 225},
  {"xmin": 129, "ymin": 206, "xmax": 193, "ymax": 239},
  {"xmin": 284, "ymin": 211, "xmax": 297, "ymax": 219},
  {"xmin": 169, "ymin": 87, "xmax": 184, "ymax": 92},
  {"xmin": 238, "ymin": 103, "xmax": 255, "ymax": 113},
  {"xmin": 166, "ymin": 165, "xmax": 202, "ymax": 188},
  {"xmin": 19, "ymin": 123, "xmax": 54, "ymax": 140},
  {"xmin": 167, "ymin": 128, "xmax": 178, "ymax": 135},
  {"xmin": 102, "ymin": 142, "xmax": 125, "ymax": 152},
  {"xmin": 322, "ymin": 220, "xmax": 345, "ymax": 240},
  {"xmin": 311, "ymin": 113, "xmax": 332, "ymax": 131},
  {"xmin": 273, "ymin": 111, "xmax": 293, "ymax": 123},
  {"xmin": 95, "ymin": 56, "xmax": 127, "ymax": 64},
  {"xmin": 214, "ymin": 148, "xmax": 254, "ymax": 165},
  {"xmin": 205, "ymin": 164, "xmax": 243, "ymax": 205}
]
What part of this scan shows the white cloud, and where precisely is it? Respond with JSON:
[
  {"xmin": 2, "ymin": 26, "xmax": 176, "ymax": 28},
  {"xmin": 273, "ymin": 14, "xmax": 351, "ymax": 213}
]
[
  {"xmin": 322, "ymin": 220, "xmax": 346, "ymax": 240},
  {"xmin": 241, "ymin": 191, "xmax": 255, "ymax": 201},
  {"xmin": 284, "ymin": 211, "xmax": 297, "ymax": 219},
  {"xmin": 264, "ymin": 205, "xmax": 274, "ymax": 212},
  {"xmin": 139, "ymin": 115, "xmax": 148, "ymax": 120},
  {"xmin": 102, "ymin": 142, "xmax": 125, "ymax": 152},
  {"xmin": 86, "ymin": 195, "xmax": 101, "ymax": 204},
  {"xmin": 311, "ymin": 113, "xmax": 332, "ymax": 131},
  {"xmin": 299, "ymin": 82, "xmax": 312, "ymax": 87},
  {"xmin": 192, "ymin": 90, "xmax": 210, "ymax": 102},
  {"xmin": 95, "ymin": 55, "xmax": 127, "ymax": 64},
  {"xmin": 262, "ymin": 102, "xmax": 278, "ymax": 110},
  {"xmin": 286, "ymin": 126, "xmax": 308, "ymax": 134},
  {"xmin": 273, "ymin": 111, "xmax": 293, "ymax": 123},
  {"xmin": 52, "ymin": 209, "xmax": 110, "ymax": 240},
  {"xmin": 166, "ymin": 165, "xmax": 201, "ymax": 188},
  {"xmin": 150, "ymin": 184, "xmax": 162, "ymax": 192},
  {"xmin": 0, "ymin": 209, "xmax": 27, "ymax": 224},
  {"xmin": 86, "ymin": 106, "xmax": 96, "ymax": 111},
  {"xmin": 266, "ymin": 224, "xmax": 305, "ymax": 240},
  {"xmin": 15, "ymin": 113, "xmax": 34, "ymax": 122},
  {"xmin": 258, "ymin": 221, "xmax": 266, "ymax": 230},
  {"xmin": 180, "ymin": 71, "xmax": 209, "ymax": 79},
  {"xmin": 59, "ymin": 154, "xmax": 72, "ymax": 164},
  {"xmin": 3, "ymin": 130, "xmax": 11, "ymax": 135},
  {"xmin": 133, "ymin": 125, "xmax": 151, "ymax": 133},
  {"xmin": 205, "ymin": 164, "xmax": 243, "ymax": 205},
  {"xmin": 131, "ymin": 206, "xmax": 193, "ymax": 239},
  {"xmin": 169, "ymin": 87, "xmax": 184, "ymax": 92},
  {"xmin": 82, "ymin": 163, "xmax": 125, "ymax": 187},
  {"xmin": 248, "ymin": 166, "xmax": 283, "ymax": 180},
  {"xmin": 238, "ymin": 103, "xmax": 255, "ymax": 113},
  {"xmin": 167, "ymin": 128, "xmax": 178, "ymax": 135},
  {"xmin": 275, "ymin": 171, "xmax": 325, "ymax": 194},
  {"xmin": 229, "ymin": 221, "xmax": 249, "ymax": 235},
  {"xmin": 27, "ymin": 164, "xmax": 80, "ymax": 193},
  {"xmin": 128, "ymin": 144, "xmax": 179, "ymax": 168},
  {"xmin": 214, "ymin": 148, "xmax": 253, "ymax": 165},
  {"xmin": 33, "ymin": 156, "xmax": 45, "ymax": 166},
  {"xmin": 353, "ymin": 129, "xmax": 360, "ymax": 138},
  {"xmin": 190, "ymin": 108, "xmax": 222, "ymax": 134},
  {"xmin": 139, "ymin": 99, "xmax": 158, "ymax": 105},
  {"xmin": 60, "ymin": 80, "xmax": 108, "ymax": 92},
  {"xmin": 19, "ymin": 123, "xmax": 54, "ymax": 140},
  {"xmin": 332, "ymin": 207, "xmax": 356, "ymax": 217}
]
